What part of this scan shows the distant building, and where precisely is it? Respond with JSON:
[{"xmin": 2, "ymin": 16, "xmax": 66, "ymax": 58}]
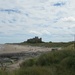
[{"xmin": 27, "ymin": 36, "xmax": 42, "ymax": 43}]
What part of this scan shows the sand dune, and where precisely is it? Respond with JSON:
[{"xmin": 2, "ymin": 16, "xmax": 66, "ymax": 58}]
[{"xmin": 0, "ymin": 44, "xmax": 52, "ymax": 54}]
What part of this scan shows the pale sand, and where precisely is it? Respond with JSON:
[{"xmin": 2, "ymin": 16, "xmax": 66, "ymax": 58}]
[
  {"xmin": 0, "ymin": 44, "xmax": 52, "ymax": 54},
  {"xmin": 0, "ymin": 44, "xmax": 52, "ymax": 70}
]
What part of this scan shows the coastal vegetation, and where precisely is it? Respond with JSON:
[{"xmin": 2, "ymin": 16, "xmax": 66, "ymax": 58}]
[
  {"xmin": 0, "ymin": 37, "xmax": 75, "ymax": 75},
  {"xmin": 0, "ymin": 42, "xmax": 75, "ymax": 75}
]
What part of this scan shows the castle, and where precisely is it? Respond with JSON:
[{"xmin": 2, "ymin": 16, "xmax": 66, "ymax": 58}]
[{"xmin": 27, "ymin": 36, "xmax": 42, "ymax": 43}]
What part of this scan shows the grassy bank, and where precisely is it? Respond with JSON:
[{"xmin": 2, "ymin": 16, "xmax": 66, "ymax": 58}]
[
  {"xmin": 16, "ymin": 41, "xmax": 74, "ymax": 48},
  {"xmin": 0, "ymin": 47, "xmax": 75, "ymax": 75}
]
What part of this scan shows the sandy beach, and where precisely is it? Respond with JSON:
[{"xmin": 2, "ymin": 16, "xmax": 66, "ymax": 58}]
[
  {"xmin": 0, "ymin": 44, "xmax": 52, "ymax": 54},
  {"xmin": 0, "ymin": 44, "xmax": 52, "ymax": 70}
]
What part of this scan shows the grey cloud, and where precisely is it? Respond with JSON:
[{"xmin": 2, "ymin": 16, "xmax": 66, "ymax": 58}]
[
  {"xmin": 0, "ymin": 8, "xmax": 21, "ymax": 14},
  {"xmin": 53, "ymin": 2, "xmax": 66, "ymax": 7}
]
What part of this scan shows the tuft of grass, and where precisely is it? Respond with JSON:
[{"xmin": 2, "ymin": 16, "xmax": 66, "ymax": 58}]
[
  {"xmin": 20, "ymin": 58, "xmax": 36, "ymax": 67},
  {"xmin": 15, "ymin": 66, "xmax": 54, "ymax": 75}
]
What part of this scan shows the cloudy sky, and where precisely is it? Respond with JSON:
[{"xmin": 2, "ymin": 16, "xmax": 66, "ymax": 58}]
[{"xmin": 0, "ymin": 0, "xmax": 75, "ymax": 43}]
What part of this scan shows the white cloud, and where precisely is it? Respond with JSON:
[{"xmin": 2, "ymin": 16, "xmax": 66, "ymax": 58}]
[
  {"xmin": 61, "ymin": 17, "xmax": 75, "ymax": 22},
  {"xmin": 29, "ymin": 30, "xmax": 51, "ymax": 35},
  {"xmin": 29, "ymin": 30, "xmax": 41, "ymax": 35}
]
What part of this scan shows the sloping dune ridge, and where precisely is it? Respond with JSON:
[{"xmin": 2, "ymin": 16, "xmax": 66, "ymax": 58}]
[{"xmin": 0, "ymin": 44, "xmax": 52, "ymax": 54}]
